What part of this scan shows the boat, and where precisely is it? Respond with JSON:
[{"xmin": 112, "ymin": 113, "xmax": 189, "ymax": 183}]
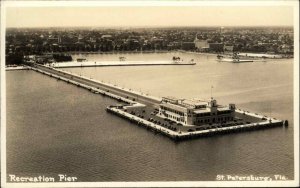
[
  {"xmin": 119, "ymin": 56, "xmax": 126, "ymax": 61},
  {"xmin": 76, "ymin": 58, "xmax": 87, "ymax": 62}
]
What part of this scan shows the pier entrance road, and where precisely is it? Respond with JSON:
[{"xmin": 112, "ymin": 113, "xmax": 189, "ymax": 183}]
[{"xmin": 32, "ymin": 64, "xmax": 161, "ymax": 107}]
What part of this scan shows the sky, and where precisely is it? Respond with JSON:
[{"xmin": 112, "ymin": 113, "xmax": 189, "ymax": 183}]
[{"xmin": 6, "ymin": 6, "xmax": 294, "ymax": 28}]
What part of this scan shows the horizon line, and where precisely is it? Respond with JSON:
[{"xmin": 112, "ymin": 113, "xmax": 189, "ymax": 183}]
[{"xmin": 6, "ymin": 25, "xmax": 294, "ymax": 29}]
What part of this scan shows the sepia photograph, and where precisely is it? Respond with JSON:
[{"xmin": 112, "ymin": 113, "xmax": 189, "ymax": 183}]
[{"xmin": 1, "ymin": 0, "xmax": 299, "ymax": 187}]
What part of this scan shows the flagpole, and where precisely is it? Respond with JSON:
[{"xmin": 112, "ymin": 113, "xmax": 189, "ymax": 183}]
[{"xmin": 211, "ymin": 85, "xmax": 213, "ymax": 99}]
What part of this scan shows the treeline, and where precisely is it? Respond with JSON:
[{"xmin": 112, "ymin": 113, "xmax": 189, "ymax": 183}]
[
  {"xmin": 6, "ymin": 53, "xmax": 24, "ymax": 65},
  {"xmin": 5, "ymin": 53, "xmax": 73, "ymax": 65},
  {"xmin": 52, "ymin": 54, "xmax": 72, "ymax": 62}
]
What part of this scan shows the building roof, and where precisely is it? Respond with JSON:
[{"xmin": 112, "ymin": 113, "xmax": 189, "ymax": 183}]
[
  {"xmin": 193, "ymin": 108, "xmax": 211, "ymax": 113},
  {"xmin": 160, "ymin": 102, "xmax": 187, "ymax": 113},
  {"xmin": 217, "ymin": 106, "xmax": 231, "ymax": 111},
  {"xmin": 182, "ymin": 99, "xmax": 207, "ymax": 107},
  {"xmin": 193, "ymin": 106, "xmax": 230, "ymax": 114},
  {"xmin": 163, "ymin": 96, "xmax": 180, "ymax": 101},
  {"xmin": 101, "ymin": 35, "xmax": 112, "ymax": 38}
]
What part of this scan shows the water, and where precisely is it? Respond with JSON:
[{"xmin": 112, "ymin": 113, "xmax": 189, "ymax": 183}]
[{"xmin": 6, "ymin": 52, "xmax": 294, "ymax": 181}]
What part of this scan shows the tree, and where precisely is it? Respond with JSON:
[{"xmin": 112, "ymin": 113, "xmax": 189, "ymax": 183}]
[{"xmin": 6, "ymin": 53, "xmax": 24, "ymax": 65}]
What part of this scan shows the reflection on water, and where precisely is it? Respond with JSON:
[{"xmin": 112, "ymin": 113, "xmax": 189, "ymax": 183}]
[{"xmin": 7, "ymin": 52, "xmax": 294, "ymax": 181}]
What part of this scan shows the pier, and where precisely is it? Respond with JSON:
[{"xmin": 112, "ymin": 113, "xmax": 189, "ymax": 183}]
[
  {"xmin": 30, "ymin": 64, "xmax": 161, "ymax": 106},
  {"xmin": 106, "ymin": 106, "xmax": 284, "ymax": 141},
  {"xmin": 5, "ymin": 66, "xmax": 30, "ymax": 71},
  {"xmin": 22, "ymin": 63, "xmax": 286, "ymax": 141},
  {"xmin": 48, "ymin": 60, "xmax": 196, "ymax": 68}
]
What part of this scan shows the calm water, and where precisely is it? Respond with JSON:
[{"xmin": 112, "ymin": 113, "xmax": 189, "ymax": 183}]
[{"xmin": 6, "ymin": 52, "xmax": 294, "ymax": 181}]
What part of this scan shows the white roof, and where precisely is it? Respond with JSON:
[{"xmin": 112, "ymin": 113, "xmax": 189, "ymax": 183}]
[
  {"xmin": 160, "ymin": 102, "xmax": 187, "ymax": 113},
  {"xmin": 182, "ymin": 99, "xmax": 207, "ymax": 106},
  {"xmin": 193, "ymin": 108, "xmax": 211, "ymax": 113}
]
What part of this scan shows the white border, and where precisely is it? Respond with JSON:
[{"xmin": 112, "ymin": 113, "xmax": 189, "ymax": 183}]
[
  {"xmin": 1, "ymin": 1, "xmax": 299, "ymax": 187},
  {"xmin": 1, "ymin": 1, "xmax": 7, "ymax": 187},
  {"xmin": 1, "ymin": 0, "xmax": 299, "ymax": 7},
  {"xmin": 293, "ymin": 2, "xmax": 300, "ymax": 187}
]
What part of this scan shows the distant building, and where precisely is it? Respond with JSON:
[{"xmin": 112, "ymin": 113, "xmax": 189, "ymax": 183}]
[
  {"xmin": 181, "ymin": 42, "xmax": 195, "ymax": 50},
  {"xmin": 32, "ymin": 54, "xmax": 54, "ymax": 64},
  {"xmin": 224, "ymin": 45, "xmax": 234, "ymax": 52},
  {"xmin": 48, "ymin": 36, "xmax": 61, "ymax": 44},
  {"xmin": 101, "ymin": 35, "xmax": 113, "ymax": 39},
  {"xmin": 279, "ymin": 44, "xmax": 293, "ymax": 54},
  {"xmin": 209, "ymin": 43, "xmax": 224, "ymax": 52},
  {"xmin": 194, "ymin": 35, "xmax": 209, "ymax": 51},
  {"xmin": 167, "ymin": 42, "xmax": 181, "ymax": 50},
  {"xmin": 158, "ymin": 97, "xmax": 235, "ymax": 126}
]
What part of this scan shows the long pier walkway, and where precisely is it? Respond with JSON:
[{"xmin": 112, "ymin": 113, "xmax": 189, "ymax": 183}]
[{"xmin": 31, "ymin": 64, "xmax": 161, "ymax": 107}]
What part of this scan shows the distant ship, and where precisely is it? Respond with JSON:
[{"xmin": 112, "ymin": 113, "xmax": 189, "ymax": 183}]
[
  {"xmin": 217, "ymin": 52, "xmax": 253, "ymax": 63},
  {"xmin": 76, "ymin": 58, "xmax": 87, "ymax": 62}
]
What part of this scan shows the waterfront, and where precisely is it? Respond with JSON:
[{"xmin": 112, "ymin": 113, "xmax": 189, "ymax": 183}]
[
  {"xmin": 68, "ymin": 52, "xmax": 293, "ymax": 121},
  {"xmin": 6, "ymin": 52, "xmax": 294, "ymax": 181}
]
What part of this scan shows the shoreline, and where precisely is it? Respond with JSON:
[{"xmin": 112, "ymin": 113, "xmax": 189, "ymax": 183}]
[
  {"xmin": 42, "ymin": 50, "xmax": 292, "ymax": 59},
  {"xmin": 178, "ymin": 50, "xmax": 293, "ymax": 59}
]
